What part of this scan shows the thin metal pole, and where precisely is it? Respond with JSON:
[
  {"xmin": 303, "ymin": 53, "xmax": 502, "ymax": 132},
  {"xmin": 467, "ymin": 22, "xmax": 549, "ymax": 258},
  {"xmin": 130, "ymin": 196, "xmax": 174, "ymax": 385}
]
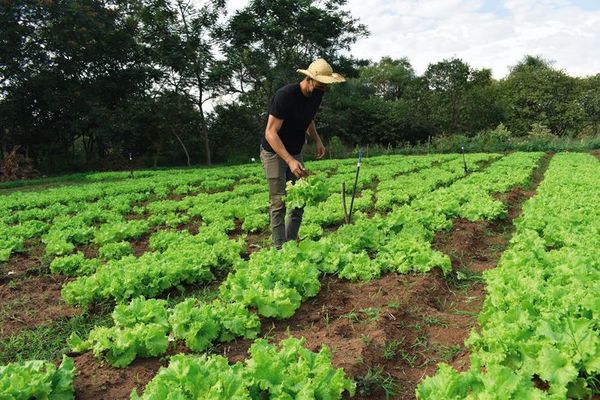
[
  {"xmin": 129, "ymin": 152, "xmax": 134, "ymax": 178},
  {"xmin": 347, "ymin": 149, "xmax": 363, "ymax": 224},
  {"xmin": 342, "ymin": 181, "xmax": 349, "ymax": 224}
]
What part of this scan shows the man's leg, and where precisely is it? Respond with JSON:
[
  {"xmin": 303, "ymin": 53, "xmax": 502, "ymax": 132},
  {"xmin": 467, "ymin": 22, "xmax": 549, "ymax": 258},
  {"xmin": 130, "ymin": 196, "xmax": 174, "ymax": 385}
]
[
  {"xmin": 285, "ymin": 153, "xmax": 304, "ymax": 242},
  {"xmin": 260, "ymin": 148, "xmax": 287, "ymax": 248}
]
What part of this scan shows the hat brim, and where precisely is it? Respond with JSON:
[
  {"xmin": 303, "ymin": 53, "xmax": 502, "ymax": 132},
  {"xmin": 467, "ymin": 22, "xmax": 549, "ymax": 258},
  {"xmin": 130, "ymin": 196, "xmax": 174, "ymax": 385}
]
[{"xmin": 297, "ymin": 69, "xmax": 346, "ymax": 84}]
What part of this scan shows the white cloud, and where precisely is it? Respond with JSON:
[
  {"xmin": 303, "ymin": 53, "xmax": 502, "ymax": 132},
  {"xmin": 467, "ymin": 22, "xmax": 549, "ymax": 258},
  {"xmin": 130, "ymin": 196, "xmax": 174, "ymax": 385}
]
[
  {"xmin": 215, "ymin": 0, "xmax": 600, "ymax": 78},
  {"xmin": 346, "ymin": 0, "xmax": 600, "ymax": 77}
]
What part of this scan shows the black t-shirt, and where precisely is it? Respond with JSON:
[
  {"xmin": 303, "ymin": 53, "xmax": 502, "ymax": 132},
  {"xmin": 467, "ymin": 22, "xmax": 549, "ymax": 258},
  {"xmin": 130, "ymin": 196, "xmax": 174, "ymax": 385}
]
[{"xmin": 261, "ymin": 83, "xmax": 323, "ymax": 155}]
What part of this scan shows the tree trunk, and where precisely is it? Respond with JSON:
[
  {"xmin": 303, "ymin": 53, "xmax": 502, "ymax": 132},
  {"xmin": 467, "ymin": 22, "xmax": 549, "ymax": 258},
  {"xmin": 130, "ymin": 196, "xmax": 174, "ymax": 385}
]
[
  {"xmin": 172, "ymin": 130, "xmax": 191, "ymax": 166},
  {"xmin": 176, "ymin": 0, "xmax": 212, "ymax": 166},
  {"xmin": 153, "ymin": 137, "xmax": 164, "ymax": 168},
  {"xmin": 82, "ymin": 133, "xmax": 95, "ymax": 165},
  {"xmin": 199, "ymin": 111, "xmax": 211, "ymax": 166},
  {"xmin": 153, "ymin": 148, "xmax": 160, "ymax": 168}
]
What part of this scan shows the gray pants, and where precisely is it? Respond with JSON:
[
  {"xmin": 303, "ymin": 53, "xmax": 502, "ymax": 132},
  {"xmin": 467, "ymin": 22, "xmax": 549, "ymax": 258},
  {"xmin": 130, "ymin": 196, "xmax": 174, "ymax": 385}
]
[{"xmin": 260, "ymin": 147, "xmax": 304, "ymax": 248}]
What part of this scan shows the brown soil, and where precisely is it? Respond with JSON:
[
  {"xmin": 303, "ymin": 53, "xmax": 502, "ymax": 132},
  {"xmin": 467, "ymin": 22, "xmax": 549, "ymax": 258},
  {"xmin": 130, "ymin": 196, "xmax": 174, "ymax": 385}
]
[
  {"xmin": 0, "ymin": 274, "xmax": 78, "ymax": 339},
  {"xmin": 175, "ymin": 216, "xmax": 202, "ymax": 235},
  {"xmin": 242, "ymin": 230, "xmax": 271, "ymax": 259},
  {"xmin": 79, "ymin": 244, "xmax": 99, "ymax": 260},
  {"xmin": 0, "ymin": 239, "xmax": 80, "ymax": 339},
  {"xmin": 72, "ymin": 352, "xmax": 164, "ymax": 400},
  {"xmin": 0, "ymin": 240, "xmax": 46, "ymax": 283},
  {"xmin": 130, "ymin": 236, "xmax": 151, "ymax": 257},
  {"xmin": 227, "ymin": 219, "xmax": 272, "ymax": 259},
  {"xmin": 129, "ymin": 225, "xmax": 160, "ymax": 257}
]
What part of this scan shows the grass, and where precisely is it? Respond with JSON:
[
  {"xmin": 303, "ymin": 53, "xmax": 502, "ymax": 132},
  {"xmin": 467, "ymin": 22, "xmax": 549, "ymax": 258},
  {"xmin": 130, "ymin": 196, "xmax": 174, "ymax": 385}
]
[
  {"xmin": 412, "ymin": 334, "xmax": 429, "ymax": 351},
  {"xmin": 360, "ymin": 334, "xmax": 371, "ymax": 346},
  {"xmin": 386, "ymin": 301, "xmax": 401, "ymax": 310},
  {"xmin": 361, "ymin": 307, "xmax": 381, "ymax": 322},
  {"xmin": 355, "ymin": 366, "xmax": 401, "ymax": 400},
  {"xmin": 398, "ymin": 349, "xmax": 418, "ymax": 367},
  {"xmin": 439, "ymin": 344, "xmax": 463, "ymax": 362},
  {"xmin": 0, "ymin": 297, "xmax": 33, "ymax": 323},
  {"xmin": 382, "ymin": 338, "xmax": 404, "ymax": 361},
  {"xmin": 422, "ymin": 315, "xmax": 449, "ymax": 328},
  {"xmin": 0, "ymin": 311, "xmax": 112, "ymax": 363},
  {"xmin": 450, "ymin": 309, "xmax": 479, "ymax": 317},
  {"xmin": 445, "ymin": 267, "xmax": 484, "ymax": 289},
  {"xmin": 340, "ymin": 310, "xmax": 360, "ymax": 323}
]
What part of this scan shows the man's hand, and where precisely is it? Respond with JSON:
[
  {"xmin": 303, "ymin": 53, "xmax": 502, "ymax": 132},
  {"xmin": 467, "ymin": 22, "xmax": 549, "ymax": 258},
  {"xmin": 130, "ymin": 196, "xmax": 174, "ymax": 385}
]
[
  {"xmin": 316, "ymin": 140, "xmax": 326, "ymax": 160},
  {"xmin": 288, "ymin": 159, "xmax": 308, "ymax": 178}
]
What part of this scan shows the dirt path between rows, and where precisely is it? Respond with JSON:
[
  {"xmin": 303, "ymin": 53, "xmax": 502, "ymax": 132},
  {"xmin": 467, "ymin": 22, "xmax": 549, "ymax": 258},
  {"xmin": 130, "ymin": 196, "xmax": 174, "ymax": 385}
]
[{"xmin": 0, "ymin": 239, "xmax": 80, "ymax": 340}]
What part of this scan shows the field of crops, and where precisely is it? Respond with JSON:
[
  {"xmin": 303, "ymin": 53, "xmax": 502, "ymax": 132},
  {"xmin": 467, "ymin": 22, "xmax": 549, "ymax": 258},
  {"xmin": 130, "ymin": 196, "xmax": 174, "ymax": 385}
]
[{"xmin": 1, "ymin": 151, "xmax": 598, "ymax": 399}]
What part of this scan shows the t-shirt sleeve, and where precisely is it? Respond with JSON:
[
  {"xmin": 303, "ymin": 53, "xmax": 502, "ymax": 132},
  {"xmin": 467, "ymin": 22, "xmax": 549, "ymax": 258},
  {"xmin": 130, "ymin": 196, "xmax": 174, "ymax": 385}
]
[{"xmin": 268, "ymin": 89, "xmax": 291, "ymax": 120}]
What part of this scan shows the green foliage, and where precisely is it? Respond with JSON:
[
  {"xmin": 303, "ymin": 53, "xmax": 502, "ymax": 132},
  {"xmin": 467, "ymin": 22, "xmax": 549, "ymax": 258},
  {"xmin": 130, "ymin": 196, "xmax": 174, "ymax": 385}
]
[
  {"xmin": 98, "ymin": 241, "xmax": 133, "ymax": 260},
  {"xmin": 50, "ymin": 253, "xmax": 101, "ymax": 276},
  {"xmin": 499, "ymin": 56, "xmax": 586, "ymax": 136},
  {"xmin": 355, "ymin": 366, "xmax": 400, "ymax": 399},
  {"xmin": 132, "ymin": 337, "xmax": 355, "ymax": 400},
  {"xmin": 0, "ymin": 355, "xmax": 75, "ymax": 400},
  {"xmin": 93, "ymin": 220, "xmax": 149, "ymax": 245},
  {"xmin": 131, "ymin": 354, "xmax": 248, "ymax": 400},
  {"xmin": 284, "ymin": 176, "xmax": 329, "ymax": 209},
  {"xmin": 62, "ymin": 230, "xmax": 243, "ymax": 306},
  {"xmin": 483, "ymin": 123, "xmax": 512, "ymax": 142},
  {"xmin": 359, "ymin": 57, "xmax": 415, "ymax": 100},
  {"xmin": 220, "ymin": 243, "xmax": 321, "ymax": 319},
  {"xmin": 327, "ymin": 136, "xmax": 346, "ymax": 159},
  {"xmin": 245, "ymin": 337, "xmax": 356, "ymax": 399},
  {"xmin": 169, "ymin": 299, "xmax": 260, "ymax": 352},
  {"xmin": 0, "ymin": 232, "xmax": 24, "ymax": 262},
  {"xmin": 528, "ymin": 122, "xmax": 553, "ymax": 138},
  {"xmin": 241, "ymin": 213, "xmax": 269, "ymax": 233},
  {"xmin": 417, "ymin": 153, "xmax": 600, "ymax": 399},
  {"xmin": 69, "ymin": 297, "xmax": 170, "ymax": 368}
]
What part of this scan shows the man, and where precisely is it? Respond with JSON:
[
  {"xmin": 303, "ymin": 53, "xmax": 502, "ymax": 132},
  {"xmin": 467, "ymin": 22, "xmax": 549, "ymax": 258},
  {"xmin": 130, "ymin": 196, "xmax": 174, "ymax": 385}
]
[{"xmin": 260, "ymin": 58, "xmax": 346, "ymax": 248}]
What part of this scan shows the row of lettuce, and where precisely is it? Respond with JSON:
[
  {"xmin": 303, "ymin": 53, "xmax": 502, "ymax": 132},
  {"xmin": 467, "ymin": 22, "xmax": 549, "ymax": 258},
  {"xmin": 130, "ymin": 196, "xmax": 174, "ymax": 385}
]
[
  {"xmin": 1, "ymin": 152, "xmax": 547, "ymax": 399},
  {"xmin": 417, "ymin": 152, "xmax": 599, "ymax": 399},
  {"xmin": 0, "ymin": 338, "xmax": 355, "ymax": 400},
  {"xmin": 0, "ymin": 153, "xmax": 442, "ymax": 263}
]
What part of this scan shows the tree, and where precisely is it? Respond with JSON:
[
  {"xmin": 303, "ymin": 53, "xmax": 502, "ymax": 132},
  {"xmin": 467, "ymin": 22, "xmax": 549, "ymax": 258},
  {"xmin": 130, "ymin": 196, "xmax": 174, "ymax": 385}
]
[
  {"xmin": 123, "ymin": 91, "xmax": 199, "ymax": 167},
  {"xmin": 358, "ymin": 57, "xmax": 415, "ymax": 101},
  {"xmin": 0, "ymin": 0, "xmax": 157, "ymax": 170},
  {"xmin": 422, "ymin": 58, "xmax": 497, "ymax": 135},
  {"xmin": 220, "ymin": 0, "xmax": 368, "ymax": 109},
  {"xmin": 138, "ymin": 0, "xmax": 227, "ymax": 166},
  {"xmin": 499, "ymin": 55, "xmax": 585, "ymax": 136},
  {"xmin": 319, "ymin": 58, "xmax": 425, "ymax": 146},
  {"xmin": 579, "ymin": 74, "xmax": 600, "ymax": 135}
]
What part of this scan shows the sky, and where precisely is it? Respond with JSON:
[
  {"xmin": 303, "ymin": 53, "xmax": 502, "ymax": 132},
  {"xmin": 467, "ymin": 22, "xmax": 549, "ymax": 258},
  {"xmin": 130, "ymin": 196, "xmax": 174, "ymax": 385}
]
[{"xmin": 224, "ymin": 0, "xmax": 600, "ymax": 78}]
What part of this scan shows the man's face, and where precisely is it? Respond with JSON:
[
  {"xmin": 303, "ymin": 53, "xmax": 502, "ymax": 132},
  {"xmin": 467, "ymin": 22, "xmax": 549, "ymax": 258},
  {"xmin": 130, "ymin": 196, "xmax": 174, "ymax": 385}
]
[{"xmin": 310, "ymin": 79, "xmax": 328, "ymax": 95}]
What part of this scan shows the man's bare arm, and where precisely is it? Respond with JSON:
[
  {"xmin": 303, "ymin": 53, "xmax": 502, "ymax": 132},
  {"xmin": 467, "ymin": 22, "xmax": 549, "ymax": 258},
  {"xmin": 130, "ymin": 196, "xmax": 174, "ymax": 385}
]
[
  {"xmin": 265, "ymin": 114, "xmax": 307, "ymax": 177},
  {"xmin": 306, "ymin": 120, "xmax": 326, "ymax": 159}
]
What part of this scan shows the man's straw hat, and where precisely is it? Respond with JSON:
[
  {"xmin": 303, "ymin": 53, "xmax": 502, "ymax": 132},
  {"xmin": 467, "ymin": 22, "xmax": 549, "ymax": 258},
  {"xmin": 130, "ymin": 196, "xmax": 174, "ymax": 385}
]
[{"xmin": 297, "ymin": 58, "xmax": 346, "ymax": 84}]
